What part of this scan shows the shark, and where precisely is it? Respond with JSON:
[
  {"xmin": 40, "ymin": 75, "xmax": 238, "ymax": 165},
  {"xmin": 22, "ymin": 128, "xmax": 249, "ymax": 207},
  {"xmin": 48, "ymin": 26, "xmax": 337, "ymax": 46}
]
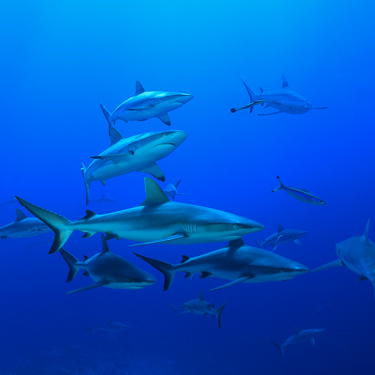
[
  {"xmin": 83, "ymin": 318, "xmax": 129, "ymax": 336},
  {"xmin": 167, "ymin": 289, "xmax": 226, "ymax": 328},
  {"xmin": 312, "ymin": 219, "xmax": 375, "ymax": 298},
  {"xmin": 272, "ymin": 176, "xmax": 325, "ymax": 205},
  {"xmin": 134, "ymin": 238, "xmax": 309, "ymax": 291},
  {"xmin": 59, "ymin": 233, "xmax": 156, "ymax": 294},
  {"xmin": 0, "ymin": 209, "xmax": 52, "ymax": 239},
  {"xmin": 1, "ymin": 196, "xmax": 18, "ymax": 210},
  {"xmin": 89, "ymin": 194, "xmax": 117, "ymax": 205},
  {"xmin": 81, "ymin": 124, "xmax": 187, "ymax": 205},
  {"xmin": 163, "ymin": 179, "xmax": 189, "ymax": 199},
  {"xmin": 100, "ymin": 81, "xmax": 193, "ymax": 130},
  {"xmin": 231, "ymin": 74, "xmax": 327, "ymax": 116},
  {"xmin": 16, "ymin": 178, "xmax": 264, "ymax": 254},
  {"xmin": 270, "ymin": 328, "xmax": 326, "ymax": 356},
  {"xmin": 256, "ymin": 224, "xmax": 307, "ymax": 251}
]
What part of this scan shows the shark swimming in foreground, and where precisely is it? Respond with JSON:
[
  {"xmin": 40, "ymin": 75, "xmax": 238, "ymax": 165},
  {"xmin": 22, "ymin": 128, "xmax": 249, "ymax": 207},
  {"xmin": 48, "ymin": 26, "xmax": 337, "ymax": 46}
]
[
  {"xmin": 16, "ymin": 178, "xmax": 264, "ymax": 254},
  {"xmin": 81, "ymin": 124, "xmax": 187, "ymax": 204},
  {"xmin": 272, "ymin": 176, "xmax": 325, "ymax": 205},
  {"xmin": 231, "ymin": 74, "xmax": 327, "ymax": 116},
  {"xmin": 134, "ymin": 238, "xmax": 308, "ymax": 291},
  {"xmin": 83, "ymin": 318, "xmax": 129, "ymax": 336},
  {"xmin": 0, "ymin": 209, "xmax": 52, "ymax": 239},
  {"xmin": 0, "ymin": 196, "xmax": 18, "ymax": 210},
  {"xmin": 163, "ymin": 179, "xmax": 189, "ymax": 199},
  {"xmin": 312, "ymin": 219, "xmax": 375, "ymax": 298},
  {"xmin": 256, "ymin": 224, "xmax": 307, "ymax": 251},
  {"xmin": 167, "ymin": 289, "xmax": 226, "ymax": 328},
  {"xmin": 100, "ymin": 81, "xmax": 193, "ymax": 130},
  {"xmin": 89, "ymin": 194, "xmax": 117, "ymax": 205},
  {"xmin": 270, "ymin": 328, "xmax": 326, "ymax": 356},
  {"xmin": 59, "ymin": 234, "xmax": 156, "ymax": 294}
]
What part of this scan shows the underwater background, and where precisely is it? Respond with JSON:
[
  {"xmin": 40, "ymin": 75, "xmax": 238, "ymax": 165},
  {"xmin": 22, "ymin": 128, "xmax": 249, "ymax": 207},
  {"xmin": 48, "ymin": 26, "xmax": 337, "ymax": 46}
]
[{"xmin": 1, "ymin": 0, "xmax": 375, "ymax": 374}]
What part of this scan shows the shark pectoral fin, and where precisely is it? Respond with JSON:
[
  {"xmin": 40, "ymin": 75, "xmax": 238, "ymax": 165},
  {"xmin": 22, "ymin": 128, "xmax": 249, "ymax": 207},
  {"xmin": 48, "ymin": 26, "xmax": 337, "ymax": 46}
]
[
  {"xmin": 309, "ymin": 338, "xmax": 315, "ymax": 346},
  {"xmin": 294, "ymin": 239, "xmax": 303, "ymax": 246},
  {"xmin": 90, "ymin": 152, "xmax": 134, "ymax": 164},
  {"xmin": 209, "ymin": 276, "xmax": 251, "ymax": 292},
  {"xmin": 130, "ymin": 233, "xmax": 187, "ymax": 247},
  {"xmin": 66, "ymin": 280, "xmax": 109, "ymax": 295},
  {"xmin": 158, "ymin": 113, "xmax": 171, "ymax": 126},
  {"xmin": 258, "ymin": 111, "xmax": 282, "ymax": 116},
  {"xmin": 310, "ymin": 259, "xmax": 344, "ymax": 273},
  {"xmin": 138, "ymin": 163, "xmax": 165, "ymax": 182}
]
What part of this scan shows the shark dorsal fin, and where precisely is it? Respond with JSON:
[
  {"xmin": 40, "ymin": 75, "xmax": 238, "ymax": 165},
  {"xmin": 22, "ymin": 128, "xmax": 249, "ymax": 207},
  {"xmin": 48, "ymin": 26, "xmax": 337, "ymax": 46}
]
[
  {"xmin": 81, "ymin": 210, "xmax": 96, "ymax": 220},
  {"xmin": 363, "ymin": 219, "xmax": 370, "ymax": 242},
  {"xmin": 199, "ymin": 289, "xmax": 204, "ymax": 301},
  {"xmin": 110, "ymin": 127, "xmax": 124, "ymax": 146},
  {"xmin": 227, "ymin": 238, "xmax": 245, "ymax": 249},
  {"xmin": 140, "ymin": 178, "xmax": 169, "ymax": 206},
  {"xmin": 281, "ymin": 74, "xmax": 289, "ymax": 88},
  {"xmin": 101, "ymin": 233, "xmax": 110, "ymax": 254},
  {"xmin": 135, "ymin": 81, "xmax": 145, "ymax": 95},
  {"xmin": 181, "ymin": 255, "xmax": 190, "ymax": 263},
  {"xmin": 277, "ymin": 224, "xmax": 284, "ymax": 233},
  {"xmin": 15, "ymin": 209, "xmax": 27, "ymax": 221},
  {"xmin": 83, "ymin": 255, "xmax": 89, "ymax": 261}
]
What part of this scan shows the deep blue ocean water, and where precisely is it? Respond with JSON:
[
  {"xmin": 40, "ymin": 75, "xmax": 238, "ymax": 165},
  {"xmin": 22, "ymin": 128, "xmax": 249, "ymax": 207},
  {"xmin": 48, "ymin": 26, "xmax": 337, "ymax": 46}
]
[{"xmin": 1, "ymin": 1, "xmax": 375, "ymax": 374}]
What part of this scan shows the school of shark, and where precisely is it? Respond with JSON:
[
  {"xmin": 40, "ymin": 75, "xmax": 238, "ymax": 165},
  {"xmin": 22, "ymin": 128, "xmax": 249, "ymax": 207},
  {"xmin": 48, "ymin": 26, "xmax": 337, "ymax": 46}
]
[{"xmin": 2, "ymin": 76, "xmax": 372, "ymax": 357}]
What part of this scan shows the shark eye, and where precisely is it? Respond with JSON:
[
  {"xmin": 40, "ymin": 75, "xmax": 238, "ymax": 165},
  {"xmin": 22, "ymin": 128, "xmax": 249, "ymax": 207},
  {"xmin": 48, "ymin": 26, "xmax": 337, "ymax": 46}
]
[{"xmin": 233, "ymin": 224, "xmax": 239, "ymax": 230}]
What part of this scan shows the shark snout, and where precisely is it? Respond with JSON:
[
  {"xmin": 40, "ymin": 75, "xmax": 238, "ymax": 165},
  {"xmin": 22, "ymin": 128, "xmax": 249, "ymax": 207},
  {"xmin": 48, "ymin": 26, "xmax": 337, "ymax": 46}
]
[{"xmin": 159, "ymin": 130, "xmax": 188, "ymax": 147}]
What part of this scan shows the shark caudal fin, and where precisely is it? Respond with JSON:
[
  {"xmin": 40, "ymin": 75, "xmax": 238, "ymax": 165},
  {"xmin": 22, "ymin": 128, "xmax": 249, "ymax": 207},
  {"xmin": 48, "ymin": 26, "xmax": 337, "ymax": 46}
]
[
  {"xmin": 15, "ymin": 197, "xmax": 73, "ymax": 254},
  {"xmin": 271, "ymin": 176, "xmax": 284, "ymax": 193},
  {"xmin": 239, "ymin": 75, "xmax": 258, "ymax": 114},
  {"xmin": 269, "ymin": 340, "xmax": 284, "ymax": 356},
  {"xmin": 81, "ymin": 163, "xmax": 90, "ymax": 206},
  {"xmin": 59, "ymin": 248, "xmax": 79, "ymax": 282},
  {"xmin": 133, "ymin": 253, "xmax": 176, "ymax": 291},
  {"xmin": 100, "ymin": 103, "xmax": 113, "ymax": 136},
  {"xmin": 215, "ymin": 302, "xmax": 227, "ymax": 329}
]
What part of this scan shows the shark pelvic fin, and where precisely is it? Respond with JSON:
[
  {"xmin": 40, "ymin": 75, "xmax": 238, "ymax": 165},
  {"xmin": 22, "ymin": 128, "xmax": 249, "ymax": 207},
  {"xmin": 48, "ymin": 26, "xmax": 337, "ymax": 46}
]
[
  {"xmin": 281, "ymin": 74, "xmax": 289, "ymax": 88},
  {"xmin": 363, "ymin": 219, "xmax": 370, "ymax": 242},
  {"xmin": 135, "ymin": 81, "xmax": 145, "ymax": 95},
  {"xmin": 158, "ymin": 113, "xmax": 171, "ymax": 126},
  {"xmin": 209, "ymin": 276, "xmax": 251, "ymax": 291},
  {"xmin": 66, "ymin": 280, "xmax": 109, "ymax": 295},
  {"xmin": 138, "ymin": 163, "xmax": 165, "ymax": 182},
  {"xmin": 130, "ymin": 233, "xmax": 186, "ymax": 247},
  {"xmin": 140, "ymin": 177, "xmax": 169, "ymax": 206},
  {"xmin": 15, "ymin": 209, "xmax": 27, "ymax": 221}
]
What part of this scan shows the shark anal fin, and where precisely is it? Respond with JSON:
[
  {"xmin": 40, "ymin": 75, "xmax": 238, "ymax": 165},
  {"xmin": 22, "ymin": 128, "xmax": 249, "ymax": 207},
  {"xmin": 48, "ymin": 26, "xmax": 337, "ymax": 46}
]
[
  {"xmin": 138, "ymin": 163, "xmax": 165, "ymax": 182},
  {"xmin": 209, "ymin": 276, "xmax": 251, "ymax": 291},
  {"xmin": 158, "ymin": 113, "xmax": 171, "ymax": 126},
  {"xmin": 130, "ymin": 233, "xmax": 186, "ymax": 247},
  {"xmin": 66, "ymin": 280, "xmax": 109, "ymax": 294}
]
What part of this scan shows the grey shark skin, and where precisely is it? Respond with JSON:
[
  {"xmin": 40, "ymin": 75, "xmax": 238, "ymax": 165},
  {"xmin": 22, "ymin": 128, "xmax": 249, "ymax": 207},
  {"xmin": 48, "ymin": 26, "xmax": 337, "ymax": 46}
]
[
  {"xmin": 0, "ymin": 209, "xmax": 52, "ymax": 239},
  {"xmin": 16, "ymin": 178, "xmax": 264, "ymax": 254},
  {"xmin": 81, "ymin": 124, "xmax": 187, "ymax": 205},
  {"xmin": 270, "ymin": 328, "xmax": 326, "ymax": 356},
  {"xmin": 312, "ymin": 220, "xmax": 375, "ymax": 298},
  {"xmin": 256, "ymin": 224, "xmax": 307, "ymax": 251},
  {"xmin": 231, "ymin": 74, "xmax": 327, "ymax": 116},
  {"xmin": 168, "ymin": 289, "xmax": 226, "ymax": 328},
  {"xmin": 101, "ymin": 81, "xmax": 193, "ymax": 129},
  {"xmin": 163, "ymin": 179, "xmax": 189, "ymax": 199},
  {"xmin": 134, "ymin": 238, "xmax": 308, "ymax": 291},
  {"xmin": 83, "ymin": 318, "xmax": 128, "ymax": 336},
  {"xmin": 89, "ymin": 194, "xmax": 117, "ymax": 205},
  {"xmin": 59, "ymin": 234, "xmax": 156, "ymax": 294},
  {"xmin": 1, "ymin": 196, "xmax": 18, "ymax": 210},
  {"xmin": 272, "ymin": 176, "xmax": 325, "ymax": 205}
]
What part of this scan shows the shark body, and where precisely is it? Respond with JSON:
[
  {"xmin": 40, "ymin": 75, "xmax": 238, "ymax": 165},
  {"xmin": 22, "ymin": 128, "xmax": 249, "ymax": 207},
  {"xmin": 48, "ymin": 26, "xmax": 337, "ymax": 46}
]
[
  {"xmin": 83, "ymin": 318, "xmax": 129, "ymax": 336},
  {"xmin": 0, "ymin": 196, "xmax": 18, "ymax": 210},
  {"xmin": 89, "ymin": 194, "xmax": 117, "ymax": 205},
  {"xmin": 163, "ymin": 179, "xmax": 189, "ymax": 199}
]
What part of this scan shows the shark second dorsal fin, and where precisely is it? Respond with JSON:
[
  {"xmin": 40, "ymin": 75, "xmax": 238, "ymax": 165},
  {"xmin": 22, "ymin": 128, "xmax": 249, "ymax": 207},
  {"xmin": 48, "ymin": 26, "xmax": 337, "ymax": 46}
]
[
  {"xmin": 140, "ymin": 178, "xmax": 170, "ymax": 206},
  {"xmin": 199, "ymin": 289, "xmax": 204, "ymax": 301},
  {"xmin": 363, "ymin": 219, "xmax": 370, "ymax": 242},
  {"xmin": 83, "ymin": 255, "xmax": 89, "ymax": 261},
  {"xmin": 227, "ymin": 238, "xmax": 245, "ymax": 249},
  {"xmin": 181, "ymin": 255, "xmax": 190, "ymax": 263},
  {"xmin": 281, "ymin": 74, "xmax": 289, "ymax": 88},
  {"xmin": 277, "ymin": 224, "xmax": 284, "ymax": 233},
  {"xmin": 135, "ymin": 81, "xmax": 145, "ymax": 96},
  {"xmin": 109, "ymin": 127, "xmax": 124, "ymax": 146},
  {"xmin": 101, "ymin": 233, "xmax": 110, "ymax": 254},
  {"xmin": 15, "ymin": 209, "xmax": 27, "ymax": 221},
  {"xmin": 81, "ymin": 210, "xmax": 96, "ymax": 220}
]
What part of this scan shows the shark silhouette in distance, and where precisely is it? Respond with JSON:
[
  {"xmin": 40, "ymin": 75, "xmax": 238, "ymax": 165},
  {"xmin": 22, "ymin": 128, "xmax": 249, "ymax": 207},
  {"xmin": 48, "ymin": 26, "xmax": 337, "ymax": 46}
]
[
  {"xmin": 256, "ymin": 224, "xmax": 307, "ymax": 251},
  {"xmin": 134, "ymin": 238, "xmax": 309, "ymax": 291},
  {"xmin": 89, "ymin": 194, "xmax": 117, "ymax": 205},
  {"xmin": 163, "ymin": 179, "xmax": 189, "ymax": 199},
  {"xmin": 312, "ymin": 219, "xmax": 375, "ymax": 298},
  {"xmin": 83, "ymin": 318, "xmax": 129, "ymax": 336},
  {"xmin": 101, "ymin": 81, "xmax": 193, "ymax": 131},
  {"xmin": 59, "ymin": 234, "xmax": 156, "ymax": 294},
  {"xmin": 167, "ymin": 289, "xmax": 226, "ymax": 328},
  {"xmin": 0, "ymin": 209, "xmax": 52, "ymax": 239},
  {"xmin": 0, "ymin": 196, "xmax": 18, "ymax": 210},
  {"xmin": 272, "ymin": 176, "xmax": 326, "ymax": 205},
  {"xmin": 16, "ymin": 178, "xmax": 264, "ymax": 254},
  {"xmin": 231, "ymin": 74, "xmax": 327, "ymax": 116},
  {"xmin": 81, "ymin": 124, "xmax": 187, "ymax": 204}
]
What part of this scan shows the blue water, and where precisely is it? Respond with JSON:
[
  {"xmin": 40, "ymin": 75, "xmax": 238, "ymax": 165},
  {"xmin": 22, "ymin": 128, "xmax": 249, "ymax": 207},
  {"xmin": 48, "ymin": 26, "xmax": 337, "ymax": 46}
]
[{"xmin": 1, "ymin": 0, "xmax": 375, "ymax": 373}]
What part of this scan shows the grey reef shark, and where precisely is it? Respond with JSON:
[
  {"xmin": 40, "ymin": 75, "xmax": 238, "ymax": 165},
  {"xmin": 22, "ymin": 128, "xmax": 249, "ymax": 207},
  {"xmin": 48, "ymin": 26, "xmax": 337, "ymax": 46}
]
[
  {"xmin": 89, "ymin": 194, "xmax": 117, "ymax": 205},
  {"xmin": 231, "ymin": 74, "xmax": 327, "ymax": 116},
  {"xmin": 134, "ymin": 238, "xmax": 309, "ymax": 291},
  {"xmin": 100, "ymin": 80, "xmax": 193, "ymax": 130},
  {"xmin": 0, "ymin": 209, "xmax": 52, "ymax": 239},
  {"xmin": 163, "ymin": 179, "xmax": 189, "ymax": 199},
  {"xmin": 312, "ymin": 219, "xmax": 375, "ymax": 298},
  {"xmin": 59, "ymin": 233, "xmax": 156, "ymax": 294},
  {"xmin": 272, "ymin": 176, "xmax": 326, "ymax": 205},
  {"xmin": 270, "ymin": 328, "xmax": 326, "ymax": 356},
  {"xmin": 15, "ymin": 177, "xmax": 264, "ymax": 254},
  {"xmin": 167, "ymin": 289, "xmax": 226, "ymax": 328},
  {"xmin": 83, "ymin": 318, "xmax": 129, "ymax": 336},
  {"xmin": 1, "ymin": 196, "xmax": 18, "ymax": 210},
  {"xmin": 81, "ymin": 117, "xmax": 187, "ymax": 204},
  {"xmin": 256, "ymin": 224, "xmax": 307, "ymax": 251}
]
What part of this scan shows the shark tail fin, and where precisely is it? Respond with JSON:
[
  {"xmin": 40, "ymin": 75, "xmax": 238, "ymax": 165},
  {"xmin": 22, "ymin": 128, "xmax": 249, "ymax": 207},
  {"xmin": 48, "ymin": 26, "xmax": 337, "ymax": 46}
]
[
  {"xmin": 270, "ymin": 340, "xmax": 284, "ymax": 356},
  {"xmin": 81, "ymin": 163, "xmax": 90, "ymax": 206},
  {"xmin": 15, "ymin": 197, "xmax": 73, "ymax": 254},
  {"xmin": 59, "ymin": 248, "xmax": 79, "ymax": 282},
  {"xmin": 100, "ymin": 103, "xmax": 113, "ymax": 135},
  {"xmin": 238, "ymin": 75, "xmax": 258, "ymax": 113},
  {"xmin": 272, "ymin": 176, "xmax": 284, "ymax": 193},
  {"xmin": 215, "ymin": 302, "xmax": 227, "ymax": 329},
  {"xmin": 133, "ymin": 253, "xmax": 176, "ymax": 291},
  {"xmin": 166, "ymin": 303, "xmax": 179, "ymax": 313},
  {"xmin": 82, "ymin": 327, "xmax": 94, "ymax": 337}
]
